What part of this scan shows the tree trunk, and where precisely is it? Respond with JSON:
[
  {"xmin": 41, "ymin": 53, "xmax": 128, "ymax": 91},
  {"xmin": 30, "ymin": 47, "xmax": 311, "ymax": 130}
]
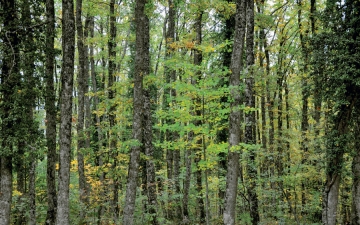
[
  {"xmin": 45, "ymin": 0, "xmax": 57, "ymax": 224},
  {"xmin": 164, "ymin": 0, "xmax": 177, "ymax": 219},
  {"xmin": 56, "ymin": 0, "xmax": 75, "ymax": 224},
  {"xmin": 0, "ymin": 157, "xmax": 12, "ymax": 225},
  {"xmin": 123, "ymin": 0, "xmax": 149, "ymax": 224},
  {"xmin": 14, "ymin": 149, "xmax": 26, "ymax": 225},
  {"xmin": 218, "ymin": 2, "xmax": 235, "ymax": 216},
  {"xmin": 29, "ymin": 160, "xmax": 37, "ymax": 225},
  {"xmin": 144, "ymin": 90, "xmax": 159, "ymax": 225},
  {"xmin": 76, "ymin": 0, "xmax": 90, "ymax": 222},
  {"xmin": 108, "ymin": 0, "xmax": 120, "ymax": 222},
  {"xmin": 0, "ymin": 0, "xmax": 18, "ymax": 224},
  {"xmin": 193, "ymin": 10, "xmax": 205, "ymax": 224},
  {"xmin": 352, "ymin": 121, "xmax": 360, "ymax": 225},
  {"xmin": 322, "ymin": 101, "xmax": 355, "ymax": 225},
  {"xmin": 166, "ymin": 148, "xmax": 173, "ymax": 219},
  {"xmin": 245, "ymin": 0, "xmax": 260, "ymax": 223},
  {"xmin": 297, "ymin": 0, "xmax": 310, "ymax": 213},
  {"xmin": 223, "ymin": 0, "xmax": 246, "ymax": 224},
  {"xmin": 183, "ymin": 148, "xmax": 192, "ymax": 224}
]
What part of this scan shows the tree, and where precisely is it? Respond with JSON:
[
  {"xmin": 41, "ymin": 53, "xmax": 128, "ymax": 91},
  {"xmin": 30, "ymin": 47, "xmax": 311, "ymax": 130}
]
[
  {"xmin": 123, "ymin": 0, "xmax": 150, "ymax": 224},
  {"xmin": 244, "ymin": 0, "xmax": 260, "ymax": 223},
  {"xmin": 56, "ymin": 0, "xmax": 75, "ymax": 223},
  {"xmin": 0, "ymin": 0, "xmax": 19, "ymax": 224},
  {"xmin": 76, "ymin": 0, "xmax": 90, "ymax": 222},
  {"xmin": 45, "ymin": 0, "xmax": 57, "ymax": 224},
  {"xmin": 192, "ymin": 5, "xmax": 205, "ymax": 224},
  {"xmin": 310, "ymin": 0, "xmax": 360, "ymax": 224},
  {"xmin": 223, "ymin": 0, "xmax": 246, "ymax": 224}
]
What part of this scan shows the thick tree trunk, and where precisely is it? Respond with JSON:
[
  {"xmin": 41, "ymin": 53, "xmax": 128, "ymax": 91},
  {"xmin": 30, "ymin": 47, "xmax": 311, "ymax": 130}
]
[
  {"xmin": 0, "ymin": 157, "xmax": 12, "ymax": 225},
  {"xmin": 218, "ymin": 6, "xmax": 234, "ymax": 216},
  {"xmin": 323, "ymin": 173, "xmax": 341, "ymax": 225},
  {"xmin": 245, "ymin": 0, "xmax": 259, "ymax": 223},
  {"xmin": 223, "ymin": 0, "xmax": 246, "ymax": 224},
  {"xmin": 322, "ymin": 101, "xmax": 355, "ymax": 225},
  {"xmin": 56, "ymin": 0, "xmax": 75, "ymax": 224},
  {"xmin": 123, "ymin": 0, "xmax": 149, "ymax": 224},
  {"xmin": 144, "ymin": 90, "xmax": 159, "ymax": 225},
  {"xmin": 0, "ymin": 0, "xmax": 18, "ymax": 224},
  {"xmin": 45, "ymin": 0, "xmax": 57, "ymax": 224},
  {"xmin": 0, "ymin": 156, "xmax": 12, "ymax": 225}
]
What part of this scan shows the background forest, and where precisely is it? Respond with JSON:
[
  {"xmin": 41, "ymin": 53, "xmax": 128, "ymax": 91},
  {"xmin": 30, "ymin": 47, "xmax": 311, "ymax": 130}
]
[{"xmin": 0, "ymin": 0, "xmax": 359, "ymax": 224}]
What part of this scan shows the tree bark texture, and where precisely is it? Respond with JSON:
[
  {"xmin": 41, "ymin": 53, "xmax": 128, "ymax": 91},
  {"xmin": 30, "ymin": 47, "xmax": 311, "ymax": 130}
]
[
  {"xmin": 45, "ymin": 0, "xmax": 57, "ymax": 224},
  {"xmin": 223, "ymin": 0, "xmax": 246, "ymax": 224},
  {"xmin": 56, "ymin": 0, "xmax": 75, "ymax": 224},
  {"xmin": 0, "ymin": 0, "xmax": 18, "ymax": 224},
  {"xmin": 245, "ymin": 0, "xmax": 259, "ymax": 223},
  {"xmin": 0, "ymin": 157, "xmax": 12, "ymax": 225},
  {"xmin": 144, "ymin": 90, "xmax": 159, "ymax": 225},
  {"xmin": 123, "ymin": 0, "xmax": 149, "ymax": 224}
]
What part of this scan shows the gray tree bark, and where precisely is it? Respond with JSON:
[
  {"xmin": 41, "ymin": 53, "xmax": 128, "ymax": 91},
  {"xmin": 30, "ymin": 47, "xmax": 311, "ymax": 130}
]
[
  {"xmin": 0, "ymin": 157, "xmax": 12, "ymax": 225},
  {"xmin": 56, "ymin": 0, "xmax": 75, "ymax": 224},
  {"xmin": 223, "ymin": 0, "xmax": 246, "ymax": 224},
  {"xmin": 45, "ymin": 0, "xmax": 57, "ymax": 224},
  {"xmin": 123, "ymin": 0, "xmax": 149, "ymax": 224},
  {"xmin": 144, "ymin": 90, "xmax": 159, "ymax": 225}
]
